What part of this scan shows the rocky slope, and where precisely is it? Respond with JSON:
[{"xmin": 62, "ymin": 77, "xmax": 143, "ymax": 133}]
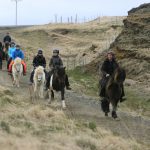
[{"xmin": 88, "ymin": 3, "xmax": 150, "ymax": 83}]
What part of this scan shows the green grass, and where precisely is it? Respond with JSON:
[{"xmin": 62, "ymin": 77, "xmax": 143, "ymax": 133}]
[
  {"xmin": 67, "ymin": 67, "xmax": 99, "ymax": 96},
  {"xmin": 124, "ymin": 88, "xmax": 150, "ymax": 116},
  {"xmin": 68, "ymin": 67, "xmax": 150, "ymax": 116},
  {"xmin": 0, "ymin": 121, "xmax": 10, "ymax": 133},
  {"xmin": 76, "ymin": 139, "xmax": 97, "ymax": 150}
]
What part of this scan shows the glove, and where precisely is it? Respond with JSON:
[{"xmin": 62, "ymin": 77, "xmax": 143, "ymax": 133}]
[{"xmin": 106, "ymin": 74, "xmax": 110, "ymax": 77}]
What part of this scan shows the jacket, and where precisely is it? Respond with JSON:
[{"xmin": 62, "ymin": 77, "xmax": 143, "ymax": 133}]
[
  {"xmin": 101, "ymin": 59, "xmax": 119, "ymax": 76},
  {"xmin": 8, "ymin": 47, "xmax": 16, "ymax": 58},
  {"xmin": 33, "ymin": 55, "xmax": 46, "ymax": 68},
  {"xmin": 3, "ymin": 35, "xmax": 11, "ymax": 43},
  {"xmin": 12, "ymin": 49, "xmax": 24, "ymax": 60},
  {"xmin": 49, "ymin": 56, "xmax": 63, "ymax": 68}
]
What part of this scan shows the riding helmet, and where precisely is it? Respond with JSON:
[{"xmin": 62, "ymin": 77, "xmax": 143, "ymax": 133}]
[
  {"xmin": 38, "ymin": 49, "xmax": 43, "ymax": 55},
  {"xmin": 11, "ymin": 42, "xmax": 15, "ymax": 46},
  {"xmin": 53, "ymin": 49, "xmax": 59, "ymax": 54},
  {"xmin": 16, "ymin": 45, "xmax": 20, "ymax": 49}
]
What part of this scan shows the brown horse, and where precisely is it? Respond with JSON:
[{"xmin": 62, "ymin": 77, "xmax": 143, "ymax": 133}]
[
  {"xmin": 47, "ymin": 66, "xmax": 66, "ymax": 108},
  {"xmin": 3, "ymin": 41, "xmax": 10, "ymax": 61},
  {"xmin": 101, "ymin": 67, "xmax": 126, "ymax": 119}
]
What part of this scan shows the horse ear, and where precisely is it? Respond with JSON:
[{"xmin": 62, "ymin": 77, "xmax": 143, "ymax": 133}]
[{"xmin": 64, "ymin": 66, "xmax": 66, "ymax": 70}]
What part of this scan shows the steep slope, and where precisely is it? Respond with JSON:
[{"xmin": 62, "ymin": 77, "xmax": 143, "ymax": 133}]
[{"xmin": 87, "ymin": 3, "xmax": 150, "ymax": 83}]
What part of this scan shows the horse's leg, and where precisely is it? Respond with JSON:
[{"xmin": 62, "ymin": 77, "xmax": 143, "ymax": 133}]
[
  {"xmin": 12, "ymin": 74, "xmax": 16, "ymax": 86},
  {"xmin": 34, "ymin": 82, "xmax": 38, "ymax": 100},
  {"xmin": 111, "ymin": 100, "xmax": 118, "ymax": 119},
  {"xmin": 40, "ymin": 84, "xmax": 44, "ymax": 99},
  {"xmin": 17, "ymin": 75, "xmax": 20, "ymax": 88},
  {"xmin": 61, "ymin": 88, "xmax": 65, "ymax": 100},
  {"xmin": 51, "ymin": 90, "xmax": 54, "ymax": 100},
  {"xmin": 61, "ymin": 88, "xmax": 66, "ymax": 108}
]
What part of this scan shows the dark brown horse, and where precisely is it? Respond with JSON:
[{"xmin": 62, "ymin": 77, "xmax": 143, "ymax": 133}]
[
  {"xmin": 101, "ymin": 67, "xmax": 126, "ymax": 119},
  {"xmin": 47, "ymin": 66, "xmax": 66, "ymax": 108},
  {"xmin": 3, "ymin": 41, "xmax": 10, "ymax": 61}
]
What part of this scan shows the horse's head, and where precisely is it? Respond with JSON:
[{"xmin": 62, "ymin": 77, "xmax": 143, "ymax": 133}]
[
  {"xmin": 54, "ymin": 66, "xmax": 66, "ymax": 85},
  {"xmin": 114, "ymin": 67, "xmax": 126, "ymax": 83},
  {"xmin": 14, "ymin": 57, "xmax": 22, "ymax": 73},
  {"xmin": 35, "ymin": 66, "xmax": 45, "ymax": 83}
]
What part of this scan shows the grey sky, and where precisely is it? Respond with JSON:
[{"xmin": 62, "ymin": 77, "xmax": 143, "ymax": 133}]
[{"xmin": 0, "ymin": 0, "xmax": 149, "ymax": 25}]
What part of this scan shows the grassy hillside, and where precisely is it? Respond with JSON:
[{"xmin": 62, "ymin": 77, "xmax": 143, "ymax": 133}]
[
  {"xmin": 0, "ymin": 16, "xmax": 124, "ymax": 70},
  {"xmin": 0, "ymin": 86, "xmax": 145, "ymax": 150}
]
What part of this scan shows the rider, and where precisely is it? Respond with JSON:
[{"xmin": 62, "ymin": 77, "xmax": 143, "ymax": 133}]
[
  {"xmin": 7, "ymin": 42, "xmax": 16, "ymax": 69},
  {"xmin": 100, "ymin": 51, "xmax": 125, "ymax": 102},
  {"xmin": 8, "ymin": 45, "xmax": 26, "ymax": 75},
  {"xmin": 45, "ymin": 49, "xmax": 71, "ymax": 90},
  {"xmin": 3, "ymin": 32, "xmax": 11, "ymax": 44},
  {"xmin": 29, "ymin": 49, "xmax": 46, "ymax": 84}
]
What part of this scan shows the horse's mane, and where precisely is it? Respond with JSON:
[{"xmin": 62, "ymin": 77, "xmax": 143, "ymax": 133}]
[
  {"xmin": 106, "ymin": 67, "xmax": 126, "ymax": 89},
  {"xmin": 14, "ymin": 57, "xmax": 22, "ymax": 64},
  {"xmin": 34, "ymin": 66, "xmax": 44, "ymax": 78},
  {"xmin": 57, "ymin": 67, "xmax": 66, "ymax": 77}
]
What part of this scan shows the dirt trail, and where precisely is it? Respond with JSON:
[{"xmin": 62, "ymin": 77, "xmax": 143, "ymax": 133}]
[
  {"xmin": 0, "ymin": 61, "xmax": 150, "ymax": 147},
  {"xmin": 0, "ymin": 26, "xmax": 150, "ymax": 145}
]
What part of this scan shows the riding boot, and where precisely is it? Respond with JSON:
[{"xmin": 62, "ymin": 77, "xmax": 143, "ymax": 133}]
[
  {"xmin": 30, "ymin": 70, "xmax": 34, "ymax": 83},
  {"xmin": 7, "ymin": 58, "xmax": 12, "ymax": 69},
  {"xmin": 99, "ymin": 87, "xmax": 105, "ymax": 97},
  {"xmin": 65, "ymin": 74, "xmax": 71, "ymax": 90},
  {"xmin": 45, "ymin": 73, "xmax": 51, "ymax": 90}
]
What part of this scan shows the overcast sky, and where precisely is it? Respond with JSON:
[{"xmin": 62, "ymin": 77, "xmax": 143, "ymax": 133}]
[{"xmin": 0, "ymin": 0, "xmax": 149, "ymax": 25}]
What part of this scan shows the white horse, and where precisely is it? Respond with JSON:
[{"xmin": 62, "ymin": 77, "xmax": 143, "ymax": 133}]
[
  {"xmin": 33, "ymin": 66, "xmax": 45, "ymax": 99},
  {"xmin": 12, "ymin": 57, "xmax": 23, "ymax": 88}
]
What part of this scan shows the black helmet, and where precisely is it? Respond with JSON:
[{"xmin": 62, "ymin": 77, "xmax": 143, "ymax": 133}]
[
  {"xmin": 16, "ymin": 45, "xmax": 20, "ymax": 49},
  {"xmin": 53, "ymin": 49, "xmax": 59, "ymax": 54},
  {"xmin": 11, "ymin": 42, "xmax": 15, "ymax": 46},
  {"xmin": 38, "ymin": 49, "xmax": 43, "ymax": 55}
]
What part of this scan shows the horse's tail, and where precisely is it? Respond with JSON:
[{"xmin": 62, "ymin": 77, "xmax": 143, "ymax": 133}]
[{"xmin": 101, "ymin": 98, "xmax": 110, "ymax": 113}]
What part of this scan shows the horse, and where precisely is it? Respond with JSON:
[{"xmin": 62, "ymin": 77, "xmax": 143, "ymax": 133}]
[
  {"xmin": 101, "ymin": 67, "xmax": 126, "ymax": 119},
  {"xmin": 33, "ymin": 66, "xmax": 45, "ymax": 99},
  {"xmin": 12, "ymin": 57, "xmax": 23, "ymax": 87},
  {"xmin": 3, "ymin": 41, "xmax": 10, "ymax": 61},
  {"xmin": 47, "ymin": 66, "xmax": 66, "ymax": 108}
]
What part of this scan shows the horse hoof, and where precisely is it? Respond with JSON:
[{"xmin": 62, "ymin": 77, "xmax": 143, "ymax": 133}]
[
  {"xmin": 62, "ymin": 100, "xmax": 66, "ymax": 109},
  {"xmin": 112, "ymin": 111, "xmax": 118, "ymax": 119},
  {"xmin": 105, "ymin": 112, "xmax": 108, "ymax": 116}
]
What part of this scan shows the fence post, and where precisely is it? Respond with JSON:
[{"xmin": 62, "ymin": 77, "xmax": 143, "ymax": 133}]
[
  {"xmin": 75, "ymin": 14, "xmax": 78, "ymax": 23},
  {"xmin": 71, "ymin": 16, "xmax": 73, "ymax": 23},
  {"xmin": 54, "ymin": 14, "xmax": 57, "ymax": 23},
  {"xmin": 60, "ymin": 16, "xmax": 62, "ymax": 23},
  {"xmin": 68, "ymin": 17, "xmax": 70, "ymax": 24}
]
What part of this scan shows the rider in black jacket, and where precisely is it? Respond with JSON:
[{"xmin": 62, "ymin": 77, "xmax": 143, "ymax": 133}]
[
  {"xmin": 100, "ymin": 51, "xmax": 125, "ymax": 102},
  {"xmin": 29, "ymin": 49, "xmax": 46, "ymax": 83},
  {"xmin": 3, "ymin": 32, "xmax": 11, "ymax": 43},
  {"xmin": 45, "ymin": 49, "xmax": 71, "ymax": 90}
]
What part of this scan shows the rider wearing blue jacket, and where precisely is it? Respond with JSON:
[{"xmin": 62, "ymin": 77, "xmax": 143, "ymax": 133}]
[
  {"xmin": 7, "ymin": 42, "xmax": 16, "ymax": 69},
  {"xmin": 12, "ymin": 45, "xmax": 24, "ymax": 60},
  {"xmin": 9, "ymin": 45, "xmax": 26, "ymax": 75}
]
